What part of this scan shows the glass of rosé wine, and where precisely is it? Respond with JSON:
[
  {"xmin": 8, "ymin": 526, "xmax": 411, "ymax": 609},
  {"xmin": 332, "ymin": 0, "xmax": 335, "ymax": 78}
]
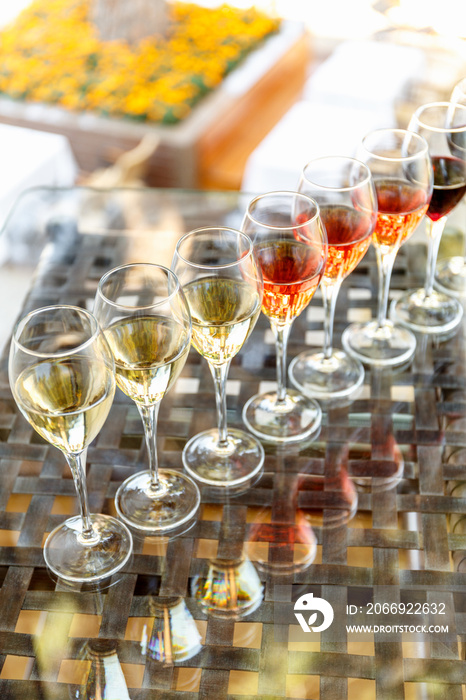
[
  {"xmin": 342, "ymin": 129, "xmax": 432, "ymax": 366},
  {"xmin": 434, "ymin": 79, "xmax": 466, "ymax": 296},
  {"xmin": 391, "ymin": 102, "xmax": 466, "ymax": 334},
  {"xmin": 241, "ymin": 191, "xmax": 327, "ymax": 443},
  {"xmin": 289, "ymin": 157, "xmax": 376, "ymax": 398}
]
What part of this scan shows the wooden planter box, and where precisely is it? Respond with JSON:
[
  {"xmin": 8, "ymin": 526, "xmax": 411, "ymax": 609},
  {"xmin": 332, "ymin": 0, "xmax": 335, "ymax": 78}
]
[{"xmin": 0, "ymin": 22, "xmax": 310, "ymax": 190}]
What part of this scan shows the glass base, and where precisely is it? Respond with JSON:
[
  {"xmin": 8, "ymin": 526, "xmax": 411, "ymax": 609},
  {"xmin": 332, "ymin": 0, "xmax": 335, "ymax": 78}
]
[
  {"xmin": 245, "ymin": 514, "xmax": 317, "ymax": 575},
  {"xmin": 391, "ymin": 288, "xmax": 463, "ymax": 334},
  {"xmin": 242, "ymin": 389, "xmax": 321, "ymax": 444},
  {"xmin": 435, "ymin": 256, "xmax": 466, "ymax": 297},
  {"xmin": 299, "ymin": 474, "xmax": 358, "ymax": 530},
  {"xmin": 192, "ymin": 557, "xmax": 263, "ymax": 619},
  {"xmin": 351, "ymin": 457, "xmax": 404, "ymax": 494},
  {"xmin": 341, "ymin": 319, "xmax": 416, "ymax": 367},
  {"xmin": 148, "ymin": 597, "xmax": 202, "ymax": 662},
  {"xmin": 115, "ymin": 469, "xmax": 201, "ymax": 534},
  {"xmin": 43, "ymin": 514, "xmax": 133, "ymax": 583},
  {"xmin": 182, "ymin": 428, "xmax": 264, "ymax": 487},
  {"xmin": 289, "ymin": 349, "xmax": 364, "ymax": 398}
]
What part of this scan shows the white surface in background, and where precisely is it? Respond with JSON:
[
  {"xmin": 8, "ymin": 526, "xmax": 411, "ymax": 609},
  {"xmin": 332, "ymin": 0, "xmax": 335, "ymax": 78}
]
[
  {"xmin": 303, "ymin": 39, "xmax": 427, "ymax": 111},
  {"xmin": 241, "ymin": 101, "xmax": 390, "ymax": 192},
  {"xmin": 242, "ymin": 39, "xmax": 428, "ymax": 193},
  {"xmin": 0, "ymin": 263, "xmax": 34, "ymax": 355},
  {"xmin": 0, "ymin": 123, "xmax": 78, "ymax": 251},
  {"xmin": 0, "ymin": 124, "xmax": 77, "ymax": 348},
  {"xmin": 0, "ymin": 0, "xmax": 31, "ymax": 27}
]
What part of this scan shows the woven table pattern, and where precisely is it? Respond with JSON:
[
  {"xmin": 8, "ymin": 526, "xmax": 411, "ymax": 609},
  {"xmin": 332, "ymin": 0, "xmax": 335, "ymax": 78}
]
[{"xmin": 0, "ymin": 188, "xmax": 465, "ymax": 699}]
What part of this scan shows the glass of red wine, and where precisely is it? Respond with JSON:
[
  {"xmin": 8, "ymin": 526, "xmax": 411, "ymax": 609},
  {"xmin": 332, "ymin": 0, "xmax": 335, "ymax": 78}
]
[
  {"xmin": 289, "ymin": 156, "xmax": 376, "ymax": 398},
  {"xmin": 242, "ymin": 191, "xmax": 327, "ymax": 443},
  {"xmin": 392, "ymin": 102, "xmax": 466, "ymax": 334},
  {"xmin": 435, "ymin": 79, "xmax": 466, "ymax": 296},
  {"xmin": 342, "ymin": 129, "xmax": 432, "ymax": 366}
]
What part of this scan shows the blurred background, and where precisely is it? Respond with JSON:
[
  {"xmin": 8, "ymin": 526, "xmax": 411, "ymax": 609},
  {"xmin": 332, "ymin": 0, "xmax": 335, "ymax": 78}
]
[{"xmin": 0, "ymin": 0, "xmax": 466, "ymax": 200}]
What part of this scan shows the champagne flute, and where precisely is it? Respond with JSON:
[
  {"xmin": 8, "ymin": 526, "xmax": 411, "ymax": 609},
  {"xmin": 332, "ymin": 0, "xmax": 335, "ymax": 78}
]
[
  {"xmin": 342, "ymin": 130, "xmax": 432, "ymax": 366},
  {"xmin": 435, "ymin": 78, "xmax": 466, "ymax": 295},
  {"xmin": 241, "ymin": 191, "xmax": 327, "ymax": 442},
  {"xmin": 93, "ymin": 263, "xmax": 200, "ymax": 533},
  {"xmin": 9, "ymin": 305, "xmax": 133, "ymax": 582},
  {"xmin": 171, "ymin": 227, "xmax": 264, "ymax": 487},
  {"xmin": 289, "ymin": 157, "xmax": 376, "ymax": 397},
  {"xmin": 392, "ymin": 102, "xmax": 466, "ymax": 333}
]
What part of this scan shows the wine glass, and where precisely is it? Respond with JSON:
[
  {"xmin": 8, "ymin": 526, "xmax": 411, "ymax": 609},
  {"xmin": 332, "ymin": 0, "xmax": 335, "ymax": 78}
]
[
  {"xmin": 75, "ymin": 640, "xmax": 130, "ymax": 699},
  {"xmin": 193, "ymin": 554, "xmax": 263, "ymax": 619},
  {"xmin": 342, "ymin": 130, "xmax": 432, "ymax": 366},
  {"xmin": 9, "ymin": 305, "xmax": 133, "ymax": 583},
  {"xmin": 245, "ymin": 448, "xmax": 318, "ymax": 575},
  {"xmin": 435, "ymin": 78, "xmax": 466, "ymax": 295},
  {"xmin": 93, "ymin": 263, "xmax": 200, "ymax": 533},
  {"xmin": 147, "ymin": 597, "xmax": 202, "ymax": 662},
  {"xmin": 288, "ymin": 157, "xmax": 376, "ymax": 398},
  {"xmin": 171, "ymin": 227, "xmax": 264, "ymax": 486},
  {"xmin": 391, "ymin": 102, "xmax": 466, "ymax": 333},
  {"xmin": 241, "ymin": 191, "xmax": 327, "ymax": 442}
]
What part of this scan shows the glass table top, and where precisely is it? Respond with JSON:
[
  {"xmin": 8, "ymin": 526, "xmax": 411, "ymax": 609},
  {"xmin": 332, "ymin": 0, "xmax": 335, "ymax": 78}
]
[{"xmin": 0, "ymin": 186, "xmax": 465, "ymax": 699}]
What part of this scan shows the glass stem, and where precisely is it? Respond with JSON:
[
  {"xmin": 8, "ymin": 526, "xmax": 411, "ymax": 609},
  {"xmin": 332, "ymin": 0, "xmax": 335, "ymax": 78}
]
[
  {"xmin": 210, "ymin": 361, "xmax": 230, "ymax": 449},
  {"xmin": 138, "ymin": 403, "xmax": 161, "ymax": 489},
  {"xmin": 321, "ymin": 280, "xmax": 342, "ymax": 361},
  {"xmin": 65, "ymin": 449, "xmax": 95, "ymax": 541},
  {"xmin": 375, "ymin": 247, "xmax": 397, "ymax": 328},
  {"xmin": 271, "ymin": 322, "xmax": 292, "ymax": 403},
  {"xmin": 424, "ymin": 217, "xmax": 447, "ymax": 297}
]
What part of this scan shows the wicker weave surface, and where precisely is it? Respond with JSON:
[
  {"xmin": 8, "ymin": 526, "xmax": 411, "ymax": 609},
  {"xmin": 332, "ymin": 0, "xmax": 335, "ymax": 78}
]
[{"xmin": 0, "ymin": 188, "xmax": 465, "ymax": 699}]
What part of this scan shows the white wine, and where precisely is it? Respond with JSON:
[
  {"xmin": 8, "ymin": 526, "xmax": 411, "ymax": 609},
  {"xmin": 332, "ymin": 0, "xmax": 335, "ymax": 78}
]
[
  {"xmin": 183, "ymin": 277, "xmax": 261, "ymax": 364},
  {"xmin": 104, "ymin": 315, "xmax": 190, "ymax": 404},
  {"xmin": 15, "ymin": 358, "xmax": 115, "ymax": 453}
]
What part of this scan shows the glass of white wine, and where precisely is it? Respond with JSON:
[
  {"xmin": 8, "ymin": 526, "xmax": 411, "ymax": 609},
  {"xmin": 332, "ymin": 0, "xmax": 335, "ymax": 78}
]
[
  {"xmin": 171, "ymin": 227, "xmax": 264, "ymax": 487},
  {"xmin": 93, "ymin": 263, "xmax": 200, "ymax": 533},
  {"xmin": 9, "ymin": 305, "xmax": 133, "ymax": 583}
]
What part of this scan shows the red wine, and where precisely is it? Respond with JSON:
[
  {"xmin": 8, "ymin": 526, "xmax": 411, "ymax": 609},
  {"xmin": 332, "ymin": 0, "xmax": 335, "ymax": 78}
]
[
  {"xmin": 428, "ymin": 156, "xmax": 466, "ymax": 221},
  {"xmin": 373, "ymin": 178, "xmax": 429, "ymax": 248},
  {"xmin": 319, "ymin": 205, "xmax": 373, "ymax": 280},
  {"xmin": 255, "ymin": 239, "xmax": 325, "ymax": 323}
]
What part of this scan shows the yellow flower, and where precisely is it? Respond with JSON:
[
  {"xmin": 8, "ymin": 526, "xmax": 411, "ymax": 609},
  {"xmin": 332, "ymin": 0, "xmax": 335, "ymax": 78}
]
[{"xmin": 0, "ymin": 0, "xmax": 280, "ymax": 124}]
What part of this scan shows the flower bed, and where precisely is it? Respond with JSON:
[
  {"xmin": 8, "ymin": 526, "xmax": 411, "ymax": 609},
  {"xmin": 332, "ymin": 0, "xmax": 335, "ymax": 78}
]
[{"xmin": 0, "ymin": 0, "xmax": 280, "ymax": 125}]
